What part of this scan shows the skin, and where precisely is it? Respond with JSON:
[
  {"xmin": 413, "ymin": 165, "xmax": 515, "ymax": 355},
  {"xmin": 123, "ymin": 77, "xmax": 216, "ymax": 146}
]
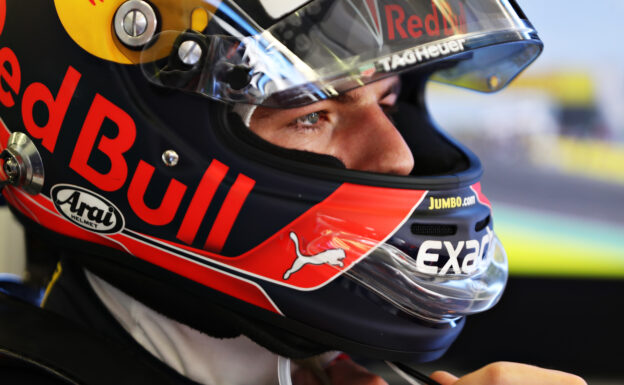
[
  {"xmin": 430, "ymin": 362, "xmax": 588, "ymax": 385},
  {"xmin": 293, "ymin": 360, "xmax": 388, "ymax": 385},
  {"xmin": 249, "ymin": 77, "xmax": 414, "ymax": 175},
  {"xmin": 250, "ymin": 79, "xmax": 586, "ymax": 385},
  {"xmin": 293, "ymin": 360, "xmax": 588, "ymax": 385}
]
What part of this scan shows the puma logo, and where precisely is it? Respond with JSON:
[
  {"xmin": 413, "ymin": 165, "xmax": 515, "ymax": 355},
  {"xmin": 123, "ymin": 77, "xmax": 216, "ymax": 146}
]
[{"xmin": 283, "ymin": 232, "xmax": 346, "ymax": 280}]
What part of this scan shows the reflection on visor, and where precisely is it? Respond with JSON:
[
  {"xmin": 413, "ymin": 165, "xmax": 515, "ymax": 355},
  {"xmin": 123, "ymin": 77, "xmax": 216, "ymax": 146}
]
[
  {"xmin": 345, "ymin": 235, "xmax": 508, "ymax": 323},
  {"xmin": 118, "ymin": 0, "xmax": 543, "ymax": 106}
]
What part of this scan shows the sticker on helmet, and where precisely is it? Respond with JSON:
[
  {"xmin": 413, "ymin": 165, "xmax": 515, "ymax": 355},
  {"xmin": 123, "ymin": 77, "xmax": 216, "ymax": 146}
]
[
  {"xmin": 54, "ymin": 0, "xmax": 220, "ymax": 64},
  {"xmin": 52, "ymin": 184, "xmax": 125, "ymax": 234},
  {"xmin": 354, "ymin": 0, "xmax": 467, "ymax": 47},
  {"xmin": 427, "ymin": 194, "xmax": 476, "ymax": 210},
  {"xmin": 283, "ymin": 232, "xmax": 346, "ymax": 280},
  {"xmin": 54, "ymin": 0, "xmax": 132, "ymax": 64},
  {"xmin": 376, "ymin": 38, "xmax": 466, "ymax": 73},
  {"xmin": 383, "ymin": 1, "xmax": 467, "ymax": 41},
  {"xmin": 416, "ymin": 227, "xmax": 493, "ymax": 275}
]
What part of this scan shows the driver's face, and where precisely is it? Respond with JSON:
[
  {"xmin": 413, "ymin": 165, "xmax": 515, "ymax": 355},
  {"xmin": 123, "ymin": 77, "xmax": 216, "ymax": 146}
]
[{"xmin": 248, "ymin": 77, "xmax": 414, "ymax": 175}]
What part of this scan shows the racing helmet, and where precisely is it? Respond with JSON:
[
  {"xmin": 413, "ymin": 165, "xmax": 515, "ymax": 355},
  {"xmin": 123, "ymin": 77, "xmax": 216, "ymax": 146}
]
[{"xmin": 0, "ymin": 0, "xmax": 542, "ymax": 362}]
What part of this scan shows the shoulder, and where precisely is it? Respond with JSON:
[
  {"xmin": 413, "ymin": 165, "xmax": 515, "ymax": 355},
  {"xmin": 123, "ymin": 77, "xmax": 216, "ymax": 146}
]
[
  {"xmin": 0, "ymin": 353, "xmax": 72, "ymax": 385},
  {"xmin": 0, "ymin": 292, "xmax": 199, "ymax": 385}
]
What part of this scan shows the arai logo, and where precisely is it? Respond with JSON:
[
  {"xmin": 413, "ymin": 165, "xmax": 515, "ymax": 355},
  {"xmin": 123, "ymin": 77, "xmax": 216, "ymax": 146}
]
[{"xmin": 51, "ymin": 184, "xmax": 124, "ymax": 234}]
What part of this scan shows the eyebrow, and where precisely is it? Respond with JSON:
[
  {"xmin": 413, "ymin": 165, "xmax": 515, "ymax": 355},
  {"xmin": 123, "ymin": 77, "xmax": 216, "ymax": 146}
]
[
  {"xmin": 332, "ymin": 77, "xmax": 400, "ymax": 105},
  {"xmin": 333, "ymin": 92, "xmax": 356, "ymax": 105}
]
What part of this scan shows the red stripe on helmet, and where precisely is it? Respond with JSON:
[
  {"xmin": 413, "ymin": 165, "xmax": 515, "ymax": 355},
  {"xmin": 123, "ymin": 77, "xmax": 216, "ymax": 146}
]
[
  {"xmin": 204, "ymin": 173, "xmax": 256, "ymax": 253},
  {"xmin": 0, "ymin": 117, "xmax": 9, "ymax": 144},
  {"xmin": 135, "ymin": 183, "xmax": 426, "ymax": 290},
  {"xmin": 177, "ymin": 159, "xmax": 229, "ymax": 245},
  {"xmin": 471, "ymin": 182, "xmax": 491, "ymax": 209},
  {"xmin": 7, "ymin": 188, "xmax": 282, "ymax": 314},
  {"xmin": 109, "ymin": 231, "xmax": 282, "ymax": 314}
]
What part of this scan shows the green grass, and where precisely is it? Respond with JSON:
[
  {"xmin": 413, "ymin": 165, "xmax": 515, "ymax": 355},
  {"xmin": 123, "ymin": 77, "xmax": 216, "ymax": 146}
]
[{"xmin": 493, "ymin": 204, "xmax": 624, "ymax": 278}]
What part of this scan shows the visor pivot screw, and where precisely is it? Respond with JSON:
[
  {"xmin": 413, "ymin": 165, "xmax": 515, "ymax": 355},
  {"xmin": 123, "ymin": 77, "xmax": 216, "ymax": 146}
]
[
  {"xmin": 3, "ymin": 157, "xmax": 19, "ymax": 181},
  {"xmin": 162, "ymin": 150, "xmax": 179, "ymax": 167},
  {"xmin": 114, "ymin": 1, "xmax": 158, "ymax": 48},
  {"xmin": 123, "ymin": 9, "xmax": 148, "ymax": 38},
  {"xmin": 178, "ymin": 40, "xmax": 203, "ymax": 66},
  {"xmin": 0, "ymin": 132, "xmax": 44, "ymax": 195}
]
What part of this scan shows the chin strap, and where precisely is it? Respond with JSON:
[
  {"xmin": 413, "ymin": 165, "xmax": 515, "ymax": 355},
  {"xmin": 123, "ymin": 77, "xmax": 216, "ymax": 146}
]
[
  {"xmin": 387, "ymin": 362, "xmax": 443, "ymax": 385},
  {"xmin": 276, "ymin": 357, "xmax": 443, "ymax": 385}
]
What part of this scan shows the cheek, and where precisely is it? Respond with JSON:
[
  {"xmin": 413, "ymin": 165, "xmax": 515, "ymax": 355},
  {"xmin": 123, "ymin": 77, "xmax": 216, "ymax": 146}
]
[
  {"xmin": 326, "ymin": 132, "xmax": 358, "ymax": 165},
  {"xmin": 281, "ymin": 129, "xmax": 333, "ymax": 153},
  {"xmin": 330, "ymin": 112, "xmax": 371, "ymax": 150}
]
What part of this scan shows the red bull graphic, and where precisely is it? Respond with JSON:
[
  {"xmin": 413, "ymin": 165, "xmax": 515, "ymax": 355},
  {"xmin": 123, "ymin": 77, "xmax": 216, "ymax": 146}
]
[
  {"xmin": 0, "ymin": 0, "xmax": 494, "ymax": 319},
  {"xmin": 358, "ymin": 0, "xmax": 468, "ymax": 43},
  {"xmin": 383, "ymin": 1, "xmax": 467, "ymax": 41},
  {"xmin": 0, "ymin": 37, "xmax": 256, "ymax": 254}
]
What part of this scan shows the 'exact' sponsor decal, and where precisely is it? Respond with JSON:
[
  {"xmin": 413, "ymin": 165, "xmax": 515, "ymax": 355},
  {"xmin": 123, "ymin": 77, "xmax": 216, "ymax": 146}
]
[
  {"xmin": 52, "ymin": 184, "xmax": 125, "ymax": 234},
  {"xmin": 417, "ymin": 227, "xmax": 494, "ymax": 276}
]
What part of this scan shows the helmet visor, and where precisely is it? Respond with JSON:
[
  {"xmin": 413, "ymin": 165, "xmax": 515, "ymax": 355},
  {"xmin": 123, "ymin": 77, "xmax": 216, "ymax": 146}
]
[
  {"xmin": 126, "ymin": 0, "xmax": 543, "ymax": 107},
  {"xmin": 344, "ymin": 234, "xmax": 508, "ymax": 323}
]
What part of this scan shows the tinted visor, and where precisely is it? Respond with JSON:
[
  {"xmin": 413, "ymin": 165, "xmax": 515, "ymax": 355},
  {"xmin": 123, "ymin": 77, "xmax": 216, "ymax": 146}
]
[{"xmin": 125, "ymin": 0, "xmax": 543, "ymax": 107}]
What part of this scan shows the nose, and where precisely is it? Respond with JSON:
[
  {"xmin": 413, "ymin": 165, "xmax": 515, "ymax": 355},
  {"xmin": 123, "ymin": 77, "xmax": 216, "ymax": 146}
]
[{"xmin": 339, "ymin": 105, "xmax": 414, "ymax": 175}]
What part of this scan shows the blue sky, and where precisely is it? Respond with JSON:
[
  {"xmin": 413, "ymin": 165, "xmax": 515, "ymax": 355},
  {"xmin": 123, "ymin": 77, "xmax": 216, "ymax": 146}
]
[{"xmin": 520, "ymin": 0, "xmax": 624, "ymax": 70}]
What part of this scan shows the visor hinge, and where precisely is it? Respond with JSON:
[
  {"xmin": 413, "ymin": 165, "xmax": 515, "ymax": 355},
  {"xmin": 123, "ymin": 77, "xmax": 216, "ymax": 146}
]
[
  {"xmin": 158, "ymin": 30, "xmax": 209, "ymax": 90},
  {"xmin": 219, "ymin": 64, "xmax": 252, "ymax": 91},
  {"xmin": 0, "ymin": 132, "xmax": 44, "ymax": 195},
  {"xmin": 114, "ymin": 0, "xmax": 158, "ymax": 49}
]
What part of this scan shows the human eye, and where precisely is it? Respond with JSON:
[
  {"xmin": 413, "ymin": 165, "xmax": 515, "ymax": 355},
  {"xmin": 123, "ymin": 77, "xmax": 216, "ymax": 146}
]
[
  {"xmin": 296, "ymin": 111, "xmax": 321, "ymax": 125},
  {"xmin": 381, "ymin": 101, "xmax": 398, "ymax": 114},
  {"xmin": 289, "ymin": 111, "xmax": 327, "ymax": 131},
  {"xmin": 379, "ymin": 78, "xmax": 401, "ymax": 117},
  {"xmin": 380, "ymin": 94, "xmax": 400, "ymax": 122}
]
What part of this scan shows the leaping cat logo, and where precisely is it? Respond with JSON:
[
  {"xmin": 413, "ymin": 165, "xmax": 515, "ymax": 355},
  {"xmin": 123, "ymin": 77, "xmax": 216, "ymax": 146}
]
[{"xmin": 283, "ymin": 232, "xmax": 346, "ymax": 280}]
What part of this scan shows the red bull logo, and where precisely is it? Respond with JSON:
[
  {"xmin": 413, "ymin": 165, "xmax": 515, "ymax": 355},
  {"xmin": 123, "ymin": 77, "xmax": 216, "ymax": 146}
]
[
  {"xmin": 358, "ymin": 0, "xmax": 468, "ymax": 45},
  {"xmin": 0, "ymin": 6, "xmax": 254, "ymax": 253},
  {"xmin": 383, "ymin": 1, "xmax": 467, "ymax": 41}
]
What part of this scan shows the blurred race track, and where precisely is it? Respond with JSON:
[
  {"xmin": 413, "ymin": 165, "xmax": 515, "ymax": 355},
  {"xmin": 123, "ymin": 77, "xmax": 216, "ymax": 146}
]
[
  {"xmin": 435, "ymin": 155, "xmax": 624, "ymax": 382},
  {"xmin": 481, "ymin": 158, "xmax": 624, "ymax": 278}
]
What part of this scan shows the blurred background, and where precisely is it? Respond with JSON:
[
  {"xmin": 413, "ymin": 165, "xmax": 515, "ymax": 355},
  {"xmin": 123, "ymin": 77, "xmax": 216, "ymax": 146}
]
[
  {"xmin": 1, "ymin": 0, "xmax": 623, "ymax": 383},
  {"xmin": 430, "ymin": 0, "xmax": 624, "ymax": 279},
  {"xmin": 422, "ymin": 0, "xmax": 624, "ymax": 383}
]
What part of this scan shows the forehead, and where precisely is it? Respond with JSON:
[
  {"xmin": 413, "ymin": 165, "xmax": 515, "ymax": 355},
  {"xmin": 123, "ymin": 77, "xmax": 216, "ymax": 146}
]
[{"xmin": 330, "ymin": 76, "xmax": 401, "ymax": 105}]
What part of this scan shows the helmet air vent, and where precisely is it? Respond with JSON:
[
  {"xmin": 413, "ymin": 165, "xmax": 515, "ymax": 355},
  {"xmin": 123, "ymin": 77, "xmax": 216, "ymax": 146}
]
[
  {"xmin": 474, "ymin": 215, "xmax": 491, "ymax": 232},
  {"xmin": 410, "ymin": 223, "xmax": 457, "ymax": 237}
]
